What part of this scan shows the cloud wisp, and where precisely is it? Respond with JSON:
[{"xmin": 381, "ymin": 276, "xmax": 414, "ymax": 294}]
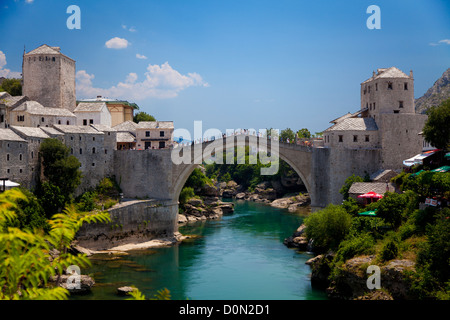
[
  {"xmin": 76, "ymin": 61, "xmax": 209, "ymax": 100},
  {"xmin": 105, "ymin": 37, "xmax": 129, "ymax": 49},
  {"xmin": 0, "ymin": 51, "xmax": 21, "ymax": 78}
]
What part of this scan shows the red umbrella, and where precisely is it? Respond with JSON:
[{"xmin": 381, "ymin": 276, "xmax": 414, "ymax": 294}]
[{"xmin": 358, "ymin": 191, "xmax": 384, "ymax": 199}]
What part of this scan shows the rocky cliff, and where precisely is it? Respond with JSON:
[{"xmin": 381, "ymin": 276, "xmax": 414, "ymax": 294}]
[{"xmin": 415, "ymin": 68, "xmax": 450, "ymax": 114}]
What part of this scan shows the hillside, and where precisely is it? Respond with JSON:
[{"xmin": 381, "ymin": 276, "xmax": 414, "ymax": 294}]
[{"xmin": 415, "ymin": 68, "xmax": 450, "ymax": 114}]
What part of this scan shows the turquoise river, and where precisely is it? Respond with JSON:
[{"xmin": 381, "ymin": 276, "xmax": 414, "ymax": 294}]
[{"xmin": 72, "ymin": 199, "xmax": 328, "ymax": 300}]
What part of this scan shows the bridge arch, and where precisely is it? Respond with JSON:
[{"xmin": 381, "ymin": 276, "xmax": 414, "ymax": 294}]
[{"xmin": 171, "ymin": 136, "xmax": 314, "ymax": 206}]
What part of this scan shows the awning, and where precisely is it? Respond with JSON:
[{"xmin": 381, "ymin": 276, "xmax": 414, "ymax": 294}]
[
  {"xmin": 431, "ymin": 166, "xmax": 450, "ymax": 173},
  {"xmin": 410, "ymin": 169, "xmax": 424, "ymax": 177},
  {"xmin": 358, "ymin": 191, "xmax": 384, "ymax": 199},
  {"xmin": 358, "ymin": 210, "xmax": 377, "ymax": 216},
  {"xmin": 1, "ymin": 180, "xmax": 20, "ymax": 190},
  {"xmin": 403, "ymin": 150, "xmax": 437, "ymax": 167}
]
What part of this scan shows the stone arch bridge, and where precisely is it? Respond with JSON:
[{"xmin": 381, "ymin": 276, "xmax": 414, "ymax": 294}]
[{"xmin": 114, "ymin": 134, "xmax": 381, "ymax": 212}]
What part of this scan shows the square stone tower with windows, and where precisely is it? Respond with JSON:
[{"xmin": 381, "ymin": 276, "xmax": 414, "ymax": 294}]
[{"xmin": 22, "ymin": 45, "xmax": 76, "ymax": 112}]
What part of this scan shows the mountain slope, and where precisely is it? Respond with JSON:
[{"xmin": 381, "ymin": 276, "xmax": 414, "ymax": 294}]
[{"xmin": 415, "ymin": 68, "xmax": 450, "ymax": 114}]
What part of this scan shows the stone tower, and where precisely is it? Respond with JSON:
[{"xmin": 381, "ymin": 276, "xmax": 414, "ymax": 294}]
[
  {"xmin": 361, "ymin": 67, "xmax": 427, "ymax": 169},
  {"xmin": 22, "ymin": 45, "xmax": 76, "ymax": 112}
]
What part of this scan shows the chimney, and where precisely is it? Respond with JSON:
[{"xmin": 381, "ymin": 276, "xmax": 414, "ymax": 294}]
[
  {"xmin": 96, "ymin": 95, "xmax": 102, "ymax": 100},
  {"xmin": 410, "ymin": 70, "xmax": 413, "ymax": 78}
]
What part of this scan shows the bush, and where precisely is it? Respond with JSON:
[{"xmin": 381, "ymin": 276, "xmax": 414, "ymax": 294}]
[
  {"xmin": 179, "ymin": 187, "xmax": 195, "ymax": 205},
  {"xmin": 339, "ymin": 174, "xmax": 363, "ymax": 201},
  {"xmin": 379, "ymin": 239, "xmax": 399, "ymax": 262},
  {"xmin": 334, "ymin": 233, "xmax": 376, "ymax": 263},
  {"xmin": 304, "ymin": 204, "xmax": 352, "ymax": 252}
]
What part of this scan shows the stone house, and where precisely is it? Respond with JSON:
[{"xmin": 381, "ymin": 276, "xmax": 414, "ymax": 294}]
[
  {"xmin": 136, "ymin": 121, "xmax": 174, "ymax": 150},
  {"xmin": 0, "ymin": 92, "xmax": 29, "ymax": 129},
  {"xmin": 112, "ymin": 120, "xmax": 137, "ymax": 150},
  {"xmin": 77, "ymin": 96, "xmax": 137, "ymax": 127},
  {"xmin": 0, "ymin": 128, "xmax": 29, "ymax": 188},
  {"xmin": 10, "ymin": 126, "xmax": 51, "ymax": 187},
  {"xmin": 10, "ymin": 101, "xmax": 76, "ymax": 127},
  {"xmin": 74, "ymin": 102, "xmax": 112, "ymax": 127},
  {"xmin": 348, "ymin": 182, "xmax": 397, "ymax": 204}
]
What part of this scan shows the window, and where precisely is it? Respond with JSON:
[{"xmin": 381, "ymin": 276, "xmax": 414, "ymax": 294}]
[
  {"xmin": 92, "ymin": 163, "xmax": 95, "ymax": 167},
  {"xmin": 375, "ymin": 83, "xmax": 378, "ymax": 91},
  {"xmin": 368, "ymin": 86, "xmax": 371, "ymax": 93},
  {"xmin": 52, "ymin": 57, "xmax": 56, "ymax": 62},
  {"xmin": 105, "ymin": 149, "xmax": 108, "ymax": 154},
  {"xmin": 404, "ymin": 83, "xmax": 408, "ymax": 90},
  {"xmin": 41, "ymin": 117, "xmax": 44, "ymax": 123},
  {"xmin": 31, "ymin": 151, "xmax": 34, "ymax": 159},
  {"xmin": 146, "ymin": 131, "xmax": 150, "ymax": 137},
  {"xmin": 399, "ymin": 101, "xmax": 404, "ymax": 108},
  {"xmin": 89, "ymin": 119, "xmax": 94, "ymax": 124},
  {"xmin": 160, "ymin": 131, "xmax": 165, "ymax": 137},
  {"xmin": 71, "ymin": 148, "xmax": 73, "ymax": 154},
  {"xmin": 58, "ymin": 120, "xmax": 61, "ymax": 124},
  {"xmin": 353, "ymin": 135, "xmax": 358, "ymax": 142},
  {"xmin": 373, "ymin": 102, "xmax": 376, "ymax": 110},
  {"xmin": 19, "ymin": 154, "xmax": 22, "ymax": 161},
  {"xmin": 338, "ymin": 135, "xmax": 343, "ymax": 143},
  {"xmin": 365, "ymin": 135, "xmax": 370, "ymax": 142},
  {"xmin": 369, "ymin": 103, "xmax": 372, "ymax": 110},
  {"xmin": 93, "ymin": 137, "xmax": 95, "ymax": 141},
  {"xmin": 17, "ymin": 115, "xmax": 25, "ymax": 122},
  {"xmin": 92, "ymin": 147, "xmax": 96, "ymax": 154},
  {"xmin": 394, "ymin": 110, "xmax": 400, "ymax": 114},
  {"xmin": 80, "ymin": 148, "xmax": 83, "ymax": 154},
  {"xmin": 0, "ymin": 114, "xmax": 4, "ymax": 122},
  {"xmin": 66, "ymin": 120, "xmax": 70, "ymax": 125},
  {"xmin": 388, "ymin": 82, "xmax": 393, "ymax": 90},
  {"xmin": 159, "ymin": 141, "xmax": 166, "ymax": 149},
  {"xmin": 83, "ymin": 119, "xmax": 87, "ymax": 126},
  {"xmin": 6, "ymin": 154, "xmax": 10, "ymax": 161}
]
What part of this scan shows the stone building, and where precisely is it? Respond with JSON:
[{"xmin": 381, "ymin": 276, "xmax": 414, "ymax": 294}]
[
  {"xmin": 112, "ymin": 120, "xmax": 137, "ymax": 150},
  {"xmin": 323, "ymin": 67, "xmax": 427, "ymax": 170},
  {"xmin": 10, "ymin": 101, "xmax": 76, "ymax": 127},
  {"xmin": 74, "ymin": 102, "xmax": 112, "ymax": 127},
  {"xmin": 0, "ymin": 92, "xmax": 29, "ymax": 128},
  {"xmin": 136, "ymin": 121, "xmax": 174, "ymax": 150},
  {"xmin": 0, "ymin": 128, "xmax": 29, "ymax": 188},
  {"xmin": 22, "ymin": 45, "xmax": 76, "ymax": 112}
]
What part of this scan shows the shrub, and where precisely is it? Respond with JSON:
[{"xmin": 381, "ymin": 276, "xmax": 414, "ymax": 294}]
[
  {"xmin": 379, "ymin": 239, "xmax": 399, "ymax": 262},
  {"xmin": 179, "ymin": 187, "xmax": 195, "ymax": 205},
  {"xmin": 334, "ymin": 233, "xmax": 376, "ymax": 263},
  {"xmin": 339, "ymin": 174, "xmax": 363, "ymax": 201},
  {"xmin": 304, "ymin": 204, "xmax": 352, "ymax": 252}
]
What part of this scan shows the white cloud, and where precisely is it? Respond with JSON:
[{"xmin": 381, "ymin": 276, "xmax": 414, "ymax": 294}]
[
  {"xmin": 0, "ymin": 51, "xmax": 22, "ymax": 78},
  {"xmin": 105, "ymin": 37, "xmax": 129, "ymax": 49},
  {"xmin": 25, "ymin": 0, "xmax": 34, "ymax": 3},
  {"xmin": 430, "ymin": 39, "xmax": 450, "ymax": 46},
  {"xmin": 136, "ymin": 53, "xmax": 147, "ymax": 60},
  {"xmin": 438, "ymin": 39, "xmax": 450, "ymax": 45},
  {"xmin": 76, "ymin": 62, "xmax": 209, "ymax": 100}
]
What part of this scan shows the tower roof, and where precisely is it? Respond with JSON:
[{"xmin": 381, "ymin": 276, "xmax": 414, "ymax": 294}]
[
  {"xmin": 24, "ymin": 44, "xmax": 75, "ymax": 62},
  {"xmin": 362, "ymin": 67, "xmax": 411, "ymax": 84}
]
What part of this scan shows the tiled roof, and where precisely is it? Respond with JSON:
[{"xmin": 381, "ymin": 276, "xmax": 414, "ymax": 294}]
[
  {"xmin": 136, "ymin": 121, "xmax": 174, "ymax": 129},
  {"xmin": 74, "ymin": 102, "xmax": 107, "ymax": 112},
  {"xmin": 53, "ymin": 124, "xmax": 104, "ymax": 134},
  {"xmin": 11, "ymin": 126, "xmax": 50, "ymax": 139},
  {"xmin": 349, "ymin": 182, "xmax": 396, "ymax": 195},
  {"xmin": 362, "ymin": 67, "xmax": 410, "ymax": 84},
  {"xmin": 13, "ymin": 101, "xmax": 76, "ymax": 117},
  {"xmin": 25, "ymin": 44, "xmax": 61, "ymax": 55},
  {"xmin": 112, "ymin": 120, "xmax": 138, "ymax": 132},
  {"xmin": 40, "ymin": 127, "xmax": 64, "ymax": 136},
  {"xmin": 0, "ymin": 128, "xmax": 27, "ymax": 142},
  {"xmin": 324, "ymin": 117, "xmax": 378, "ymax": 132},
  {"xmin": 117, "ymin": 132, "xmax": 136, "ymax": 143},
  {"xmin": 91, "ymin": 124, "xmax": 116, "ymax": 132},
  {"xmin": 370, "ymin": 169, "xmax": 398, "ymax": 182}
]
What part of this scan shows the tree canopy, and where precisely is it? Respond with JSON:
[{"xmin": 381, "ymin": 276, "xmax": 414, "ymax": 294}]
[
  {"xmin": 422, "ymin": 98, "xmax": 450, "ymax": 150},
  {"xmin": 0, "ymin": 78, "xmax": 22, "ymax": 96},
  {"xmin": 133, "ymin": 111, "xmax": 156, "ymax": 123}
]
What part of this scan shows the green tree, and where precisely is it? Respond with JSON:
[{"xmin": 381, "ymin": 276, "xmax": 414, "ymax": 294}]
[
  {"xmin": 280, "ymin": 128, "xmax": 295, "ymax": 142},
  {"xmin": 304, "ymin": 204, "xmax": 353, "ymax": 251},
  {"xmin": 0, "ymin": 78, "xmax": 22, "ymax": 96},
  {"xmin": 297, "ymin": 128, "xmax": 311, "ymax": 139},
  {"xmin": 339, "ymin": 174, "xmax": 364, "ymax": 201},
  {"xmin": 376, "ymin": 191, "xmax": 409, "ymax": 229},
  {"xmin": 133, "ymin": 111, "xmax": 156, "ymax": 123},
  {"xmin": 39, "ymin": 139, "xmax": 82, "ymax": 197},
  {"xmin": 422, "ymin": 98, "xmax": 450, "ymax": 150}
]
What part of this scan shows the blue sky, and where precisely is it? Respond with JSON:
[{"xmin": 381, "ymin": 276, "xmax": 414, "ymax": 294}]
[{"xmin": 1, "ymin": 0, "xmax": 449, "ymax": 134}]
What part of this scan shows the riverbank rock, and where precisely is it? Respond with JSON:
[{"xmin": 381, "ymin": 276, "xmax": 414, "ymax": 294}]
[
  {"xmin": 50, "ymin": 274, "xmax": 95, "ymax": 295},
  {"xmin": 117, "ymin": 286, "xmax": 138, "ymax": 296},
  {"xmin": 179, "ymin": 198, "xmax": 235, "ymax": 224},
  {"xmin": 326, "ymin": 256, "xmax": 416, "ymax": 300},
  {"xmin": 283, "ymin": 224, "xmax": 309, "ymax": 250},
  {"xmin": 271, "ymin": 194, "xmax": 310, "ymax": 209}
]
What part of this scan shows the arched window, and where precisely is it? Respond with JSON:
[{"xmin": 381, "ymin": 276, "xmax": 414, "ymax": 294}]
[{"xmin": 92, "ymin": 147, "xmax": 96, "ymax": 154}]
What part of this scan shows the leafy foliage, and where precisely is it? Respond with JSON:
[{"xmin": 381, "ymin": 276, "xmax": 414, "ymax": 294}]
[
  {"xmin": 133, "ymin": 111, "xmax": 156, "ymax": 123},
  {"xmin": 0, "ymin": 78, "xmax": 22, "ymax": 96},
  {"xmin": 422, "ymin": 98, "xmax": 450, "ymax": 150},
  {"xmin": 339, "ymin": 174, "xmax": 363, "ymax": 201},
  {"xmin": 126, "ymin": 287, "xmax": 172, "ymax": 300},
  {"xmin": 0, "ymin": 189, "xmax": 110, "ymax": 300}
]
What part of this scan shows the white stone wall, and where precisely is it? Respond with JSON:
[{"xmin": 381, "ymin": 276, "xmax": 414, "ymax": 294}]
[{"xmin": 0, "ymin": 139, "xmax": 29, "ymax": 188}]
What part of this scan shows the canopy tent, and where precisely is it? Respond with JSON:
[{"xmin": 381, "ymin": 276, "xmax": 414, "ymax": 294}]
[
  {"xmin": 410, "ymin": 169, "xmax": 425, "ymax": 177},
  {"xmin": 445, "ymin": 152, "xmax": 450, "ymax": 160},
  {"xmin": 403, "ymin": 150, "xmax": 439, "ymax": 167},
  {"xmin": 0, "ymin": 179, "xmax": 20, "ymax": 192},
  {"xmin": 358, "ymin": 210, "xmax": 377, "ymax": 217},
  {"xmin": 431, "ymin": 166, "xmax": 450, "ymax": 173},
  {"xmin": 358, "ymin": 191, "xmax": 384, "ymax": 199}
]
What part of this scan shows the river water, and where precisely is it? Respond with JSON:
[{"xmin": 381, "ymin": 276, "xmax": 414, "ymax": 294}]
[{"xmin": 73, "ymin": 200, "xmax": 328, "ymax": 300}]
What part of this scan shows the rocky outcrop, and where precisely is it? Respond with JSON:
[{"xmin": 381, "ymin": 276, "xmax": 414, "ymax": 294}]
[
  {"xmin": 117, "ymin": 286, "xmax": 137, "ymax": 296},
  {"xmin": 49, "ymin": 274, "xmax": 95, "ymax": 295},
  {"xmin": 283, "ymin": 224, "xmax": 309, "ymax": 250},
  {"xmin": 270, "ymin": 194, "xmax": 310, "ymax": 212},
  {"xmin": 178, "ymin": 197, "xmax": 235, "ymax": 224},
  {"xmin": 415, "ymin": 68, "xmax": 450, "ymax": 114}
]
